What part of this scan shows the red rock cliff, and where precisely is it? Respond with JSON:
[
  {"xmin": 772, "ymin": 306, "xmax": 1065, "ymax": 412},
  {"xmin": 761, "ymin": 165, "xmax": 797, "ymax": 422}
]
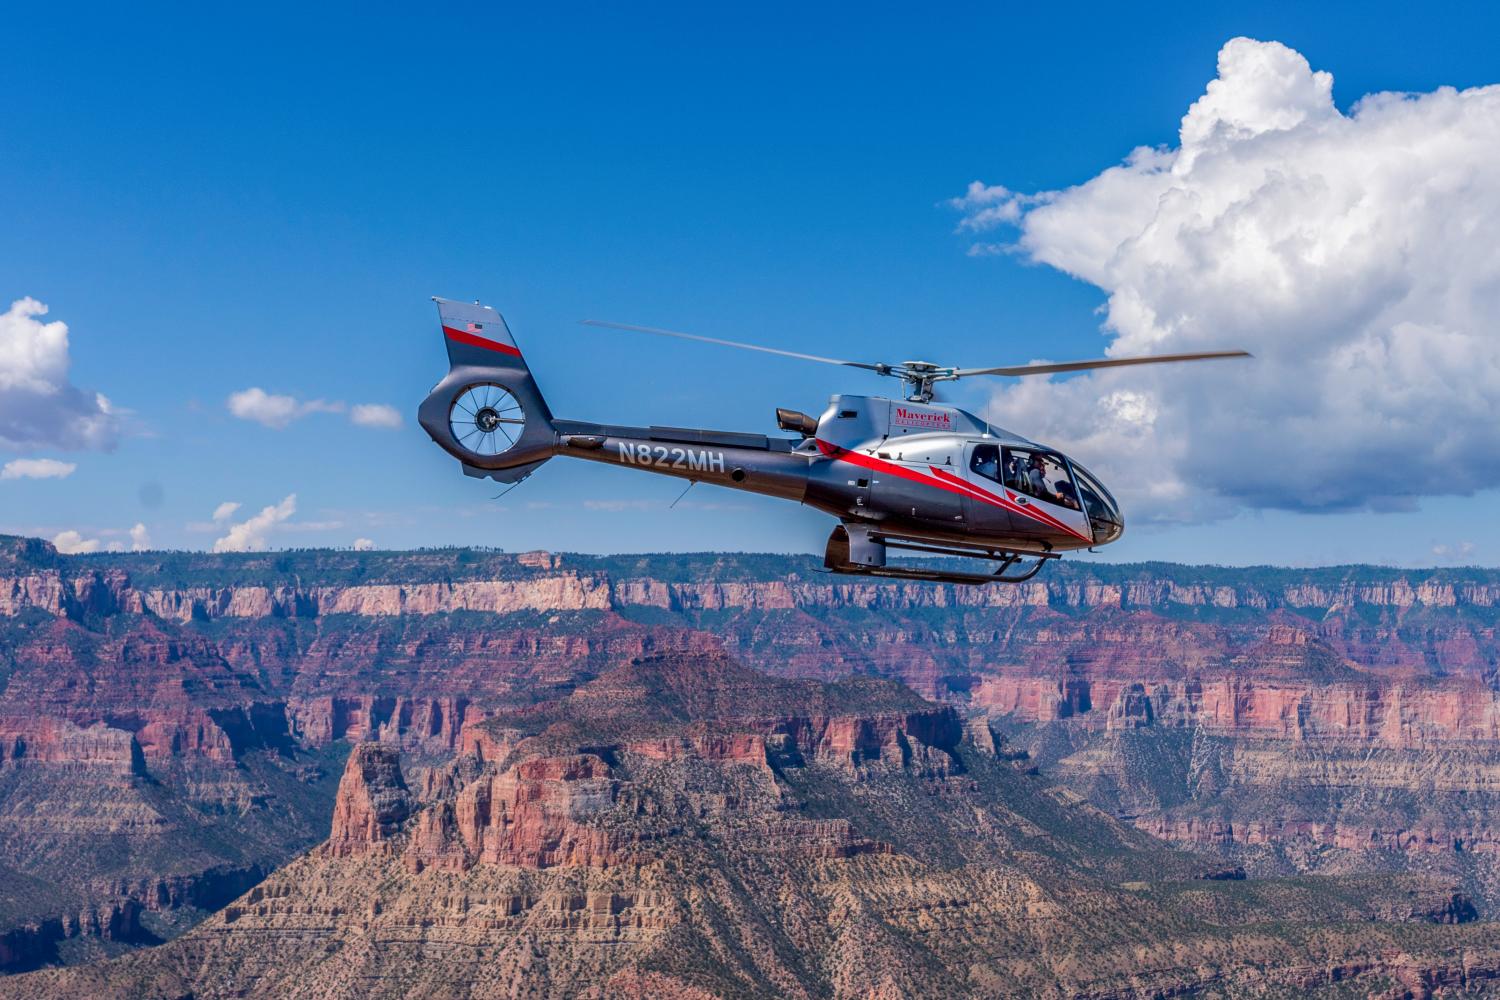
[{"xmin": 326, "ymin": 743, "xmax": 412, "ymax": 856}]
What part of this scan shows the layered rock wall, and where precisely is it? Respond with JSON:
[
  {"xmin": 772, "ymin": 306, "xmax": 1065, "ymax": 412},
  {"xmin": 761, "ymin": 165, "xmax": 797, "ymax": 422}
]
[
  {"xmin": 10, "ymin": 555, "xmax": 1500, "ymax": 623},
  {"xmin": 977, "ymin": 675, "xmax": 1500, "ymax": 748},
  {"xmin": 7, "ymin": 536, "xmax": 1500, "ymax": 969}
]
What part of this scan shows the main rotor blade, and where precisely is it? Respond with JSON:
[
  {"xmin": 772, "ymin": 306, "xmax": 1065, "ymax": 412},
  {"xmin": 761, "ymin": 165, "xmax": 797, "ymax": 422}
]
[
  {"xmin": 580, "ymin": 320, "xmax": 887, "ymax": 372},
  {"xmin": 954, "ymin": 349, "xmax": 1251, "ymax": 378}
]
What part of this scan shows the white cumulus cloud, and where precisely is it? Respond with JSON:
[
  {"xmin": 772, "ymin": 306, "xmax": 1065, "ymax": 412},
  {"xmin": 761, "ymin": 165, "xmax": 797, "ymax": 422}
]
[
  {"xmin": 51, "ymin": 529, "xmax": 101, "ymax": 554},
  {"xmin": 1432, "ymin": 541, "xmax": 1476, "ymax": 562},
  {"xmin": 1, "ymin": 458, "xmax": 76, "ymax": 480},
  {"xmin": 349, "ymin": 403, "xmax": 402, "ymax": 429},
  {"xmin": 227, "ymin": 389, "xmax": 402, "ymax": 431},
  {"xmin": 213, "ymin": 494, "xmax": 297, "ymax": 552},
  {"xmin": 0, "ymin": 298, "xmax": 119, "ymax": 450},
  {"xmin": 211, "ymin": 501, "xmax": 241, "ymax": 522},
  {"xmin": 227, "ymin": 388, "xmax": 343, "ymax": 429},
  {"xmin": 954, "ymin": 37, "xmax": 1500, "ymax": 522},
  {"xmin": 51, "ymin": 521, "xmax": 151, "ymax": 553}
]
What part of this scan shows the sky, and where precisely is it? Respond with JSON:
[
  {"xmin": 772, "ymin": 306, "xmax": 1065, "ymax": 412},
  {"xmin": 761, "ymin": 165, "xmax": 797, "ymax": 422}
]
[{"xmin": 4, "ymin": 2, "xmax": 1500, "ymax": 566}]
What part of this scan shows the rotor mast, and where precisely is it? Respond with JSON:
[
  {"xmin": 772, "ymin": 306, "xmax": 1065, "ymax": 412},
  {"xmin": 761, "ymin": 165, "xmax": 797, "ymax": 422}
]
[{"xmin": 887, "ymin": 361, "xmax": 956, "ymax": 403}]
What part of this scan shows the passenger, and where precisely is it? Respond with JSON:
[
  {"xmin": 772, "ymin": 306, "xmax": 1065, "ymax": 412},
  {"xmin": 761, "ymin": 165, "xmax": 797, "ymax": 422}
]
[
  {"xmin": 1005, "ymin": 454, "xmax": 1026, "ymax": 490},
  {"xmin": 973, "ymin": 448, "xmax": 998, "ymax": 481},
  {"xmin": 1024, "ymin": 453, "xmax": 1051, "ymax": 499},
  {"xmin": 1053, "ymin": 480, "xmax": 1080, "ymax": 509}
]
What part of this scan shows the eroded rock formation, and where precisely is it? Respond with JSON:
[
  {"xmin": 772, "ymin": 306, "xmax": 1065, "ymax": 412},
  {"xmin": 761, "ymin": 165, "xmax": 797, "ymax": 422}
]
[
  {"xmin": 7, "ymin": 534, "xmax": 1500, "ymax": 975},
  {"xmin": 8, "ymin": 655, "xmax": 1499, "ymax": 1000}
]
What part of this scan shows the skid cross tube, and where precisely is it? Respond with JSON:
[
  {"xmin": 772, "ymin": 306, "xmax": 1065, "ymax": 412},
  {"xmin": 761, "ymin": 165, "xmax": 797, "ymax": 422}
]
[{"xmin": 877, "ymin": 538, "xmax": 1056, "ymax": 584}]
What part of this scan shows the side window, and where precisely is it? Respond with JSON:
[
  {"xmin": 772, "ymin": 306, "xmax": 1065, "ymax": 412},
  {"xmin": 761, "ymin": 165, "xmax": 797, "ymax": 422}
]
[
  {"xmin": 969, "ymin": 444, "xmax": 1001, "ymax": 483},
  {"xmin": 1001, "ymin": 447, "xmax": 1079, "ymax": 510}
]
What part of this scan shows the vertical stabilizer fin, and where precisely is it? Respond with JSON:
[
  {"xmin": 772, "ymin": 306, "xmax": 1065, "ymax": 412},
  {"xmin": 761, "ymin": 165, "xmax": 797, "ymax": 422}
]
[{"xmin": 418, "ymin": 297, "xmax": 557, "ymax": 482}]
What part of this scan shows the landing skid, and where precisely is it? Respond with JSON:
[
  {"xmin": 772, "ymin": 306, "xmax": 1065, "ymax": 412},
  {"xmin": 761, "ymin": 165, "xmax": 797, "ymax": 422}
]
[{"xmin": 823, "ymin": 524, "xmax": 1057, "ymax": 585}]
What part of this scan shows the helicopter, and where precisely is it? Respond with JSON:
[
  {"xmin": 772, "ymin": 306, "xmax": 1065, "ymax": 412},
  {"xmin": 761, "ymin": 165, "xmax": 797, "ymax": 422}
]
[{"xmin": 418, "ymin": 297, "xmax": 1249, "ymax": 584}]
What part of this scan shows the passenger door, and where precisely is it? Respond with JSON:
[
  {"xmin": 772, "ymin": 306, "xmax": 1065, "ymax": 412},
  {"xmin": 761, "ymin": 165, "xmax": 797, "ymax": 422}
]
[
  {"xmin": 961, "ymin": 442, "xmax": 1021, "ymax": 536},
  {"xmin": 997, "ymin": 446, "xmax": 1091, "ymax": 542},
  {"xmin": 869, "ymin": 444, "xmax": 965, "ymax": 530}
]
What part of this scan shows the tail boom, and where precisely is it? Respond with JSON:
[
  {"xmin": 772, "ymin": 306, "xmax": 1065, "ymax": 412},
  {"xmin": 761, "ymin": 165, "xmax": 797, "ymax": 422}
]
[{"xmin": 553, "ymin": 421, "xmax": 810, "ymax": 503}]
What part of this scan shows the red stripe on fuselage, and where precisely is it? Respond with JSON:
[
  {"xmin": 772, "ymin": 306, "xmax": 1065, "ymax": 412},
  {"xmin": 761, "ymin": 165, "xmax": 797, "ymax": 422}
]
[
  {"xmin": 815, "ymin": 439, "xmax": 1091, "ymax": 543},
  {"xmin": 928, "ymin": 467, "xmax": 1088, "ymax": 540},
  {"xmin": 443, "ymin": 325, "xmax": 523, "ymax": 358},
  {"xmin": 817, "ymin": 439, "xmax": 941, "ymax": 490},
  {"xmin": 927, "ymin": 466, "xmax": 1005, "ymax": 506}
]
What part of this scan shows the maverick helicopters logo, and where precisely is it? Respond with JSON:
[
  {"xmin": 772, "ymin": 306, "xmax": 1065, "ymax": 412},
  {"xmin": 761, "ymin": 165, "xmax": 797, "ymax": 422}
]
[{"xmin": 892, "ymin": 407, "xmax": 953, "ymax": 430}]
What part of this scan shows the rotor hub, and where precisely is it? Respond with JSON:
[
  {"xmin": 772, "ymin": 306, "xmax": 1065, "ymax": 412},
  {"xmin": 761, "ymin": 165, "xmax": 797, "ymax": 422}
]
[{"xmin": 890, "ymin": 362, "xmax": 956, "ymax": 402}]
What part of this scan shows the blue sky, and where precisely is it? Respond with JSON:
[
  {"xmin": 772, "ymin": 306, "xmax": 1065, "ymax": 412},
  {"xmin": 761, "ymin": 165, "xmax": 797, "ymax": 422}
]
[{"xmin": 4, "ymin": 2, "xmax": 1499, "ymax": 565}]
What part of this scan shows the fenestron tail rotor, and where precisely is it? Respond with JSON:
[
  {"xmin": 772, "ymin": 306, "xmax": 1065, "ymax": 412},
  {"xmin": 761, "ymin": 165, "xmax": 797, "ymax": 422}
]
[
  {"xmin": 582, "ymin": 319, "xmax": 1250, "ymax": 402},
  {"xmin": 449, "ymin": 382, "xmax": 526, "ymax": 457}
]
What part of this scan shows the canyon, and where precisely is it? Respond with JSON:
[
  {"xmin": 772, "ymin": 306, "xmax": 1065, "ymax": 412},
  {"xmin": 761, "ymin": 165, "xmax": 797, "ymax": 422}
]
[
  {"xmin": 3, "ymin": 535, "xmax": 1500, "ymax": 993},
  {"xmin": 9, "ymin": 654, "xmax": 1499, "ymax": 999}
]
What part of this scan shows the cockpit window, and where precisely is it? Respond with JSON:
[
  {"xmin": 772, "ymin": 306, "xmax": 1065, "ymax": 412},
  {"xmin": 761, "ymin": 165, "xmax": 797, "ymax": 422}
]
[{"xmin": 1000, "ymin": 447, "xmax": 1079, "ymax": 510}]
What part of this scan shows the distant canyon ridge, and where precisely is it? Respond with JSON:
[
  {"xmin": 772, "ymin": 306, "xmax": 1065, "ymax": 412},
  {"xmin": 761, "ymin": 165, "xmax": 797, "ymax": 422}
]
[{"xmin": 2, "ymin": 535, "xmax": 1500, "ymax": 987}]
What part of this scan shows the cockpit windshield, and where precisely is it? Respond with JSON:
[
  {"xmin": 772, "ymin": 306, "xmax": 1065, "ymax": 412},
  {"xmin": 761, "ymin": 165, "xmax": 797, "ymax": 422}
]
[
  {"xmin": 1005, "ymin": 447, "xmax": 1079, "ymax": 509},
  {"xmin": 1069, "ymin": 461, "xmax": 1123, "ymax": 544},
  {"xmin": 972, "ymin": 444, "xmax": 1081, "ymax": 510}
]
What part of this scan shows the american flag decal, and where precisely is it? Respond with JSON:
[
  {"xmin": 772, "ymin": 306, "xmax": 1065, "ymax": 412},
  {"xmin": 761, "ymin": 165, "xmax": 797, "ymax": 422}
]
[{"xmin": 466, "ymin": 321, "xmax": 484, "ymax": 332}]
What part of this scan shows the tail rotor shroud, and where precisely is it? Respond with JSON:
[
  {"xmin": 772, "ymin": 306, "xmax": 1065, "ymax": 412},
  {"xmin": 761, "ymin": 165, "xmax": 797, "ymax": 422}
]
[{"xmin": 449, "ymin": 383, "xmax": 526, "ymax": 457}]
